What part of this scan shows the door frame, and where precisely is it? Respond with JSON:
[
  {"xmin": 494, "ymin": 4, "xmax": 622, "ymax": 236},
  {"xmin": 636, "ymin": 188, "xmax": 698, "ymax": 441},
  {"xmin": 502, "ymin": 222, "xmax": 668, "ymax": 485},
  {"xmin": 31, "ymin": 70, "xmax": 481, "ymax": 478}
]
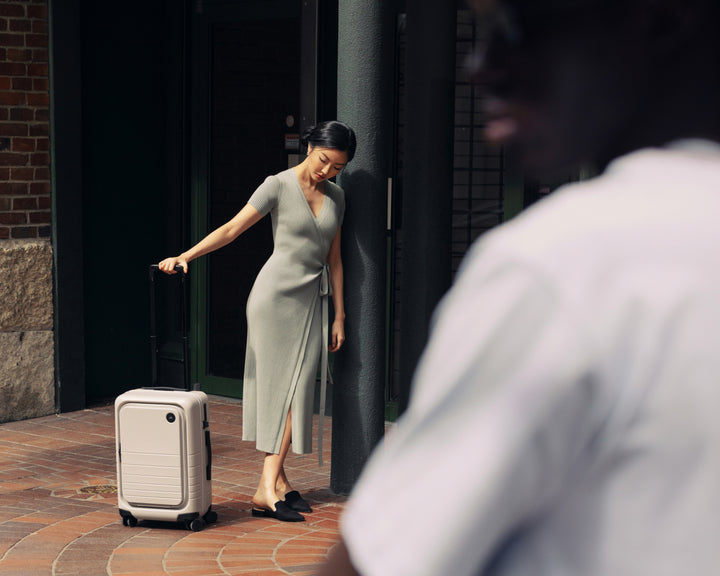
[{"xmin": 189, "ymin": 0, "xmax": 318, "ymax": 396}]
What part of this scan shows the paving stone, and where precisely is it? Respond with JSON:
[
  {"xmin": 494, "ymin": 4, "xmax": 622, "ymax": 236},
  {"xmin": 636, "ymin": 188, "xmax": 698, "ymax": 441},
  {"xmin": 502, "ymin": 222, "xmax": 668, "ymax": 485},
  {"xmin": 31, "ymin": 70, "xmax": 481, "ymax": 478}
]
[{"xmin": 0, "ymin": 398, "xmax": 346, "ymax": 575}]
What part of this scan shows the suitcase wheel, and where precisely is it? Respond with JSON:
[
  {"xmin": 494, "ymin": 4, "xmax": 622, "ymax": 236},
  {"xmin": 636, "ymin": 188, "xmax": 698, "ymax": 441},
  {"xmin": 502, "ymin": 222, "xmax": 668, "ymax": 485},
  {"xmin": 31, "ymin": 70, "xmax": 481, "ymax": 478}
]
[
  {"xmin": 204, "ymin": 510, "xmax": 218, "ymax": 524},
  {"xmin": 122, "ymin": 514, "xmax": 138, "ymax": 527},
  {"xmin": 187, "ymin": 517, "xmax": 206, "ymax": 532}
]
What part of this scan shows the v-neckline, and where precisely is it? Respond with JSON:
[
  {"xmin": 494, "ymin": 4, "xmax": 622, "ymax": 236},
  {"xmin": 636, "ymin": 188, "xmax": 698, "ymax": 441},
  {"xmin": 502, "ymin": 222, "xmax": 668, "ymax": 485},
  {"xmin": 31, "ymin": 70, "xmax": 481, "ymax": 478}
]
[{"xmin": 292, "ymin": 168, "xmax": 325, "ymax": 220}]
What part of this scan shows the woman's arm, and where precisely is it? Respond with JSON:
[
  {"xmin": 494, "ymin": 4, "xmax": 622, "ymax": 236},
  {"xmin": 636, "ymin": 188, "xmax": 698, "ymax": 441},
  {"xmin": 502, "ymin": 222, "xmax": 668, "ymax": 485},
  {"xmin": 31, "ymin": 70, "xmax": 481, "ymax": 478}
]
[
  {"xmin": 327, "ymin": 225, "xmax": 345, "ymax": 352},
  {"xmin": 159, "ymin": 204, "xmax": 263, "ymax": 274}
]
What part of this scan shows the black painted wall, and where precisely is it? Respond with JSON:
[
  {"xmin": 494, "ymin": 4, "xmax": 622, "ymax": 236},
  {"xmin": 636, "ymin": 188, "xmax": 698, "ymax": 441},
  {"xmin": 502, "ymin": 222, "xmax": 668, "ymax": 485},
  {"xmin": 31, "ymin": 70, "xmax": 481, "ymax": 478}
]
[{"xmin": 80, "ymin": 0, "xmax": 183, "ymax": 401}]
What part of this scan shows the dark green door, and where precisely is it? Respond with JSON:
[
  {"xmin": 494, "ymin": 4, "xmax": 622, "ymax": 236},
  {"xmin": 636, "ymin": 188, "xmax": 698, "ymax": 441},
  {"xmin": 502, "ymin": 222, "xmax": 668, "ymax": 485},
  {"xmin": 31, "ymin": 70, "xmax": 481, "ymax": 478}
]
[{"xmin": 191, "ymin": 0, "xmax": 315, "ymax": 397}]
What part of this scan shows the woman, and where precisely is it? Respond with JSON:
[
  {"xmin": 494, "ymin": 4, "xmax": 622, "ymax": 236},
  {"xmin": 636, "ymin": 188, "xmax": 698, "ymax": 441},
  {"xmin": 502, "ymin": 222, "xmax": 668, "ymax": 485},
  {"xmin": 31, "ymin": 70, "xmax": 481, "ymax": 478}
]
[{"xmin": 159, "ymin": 120, "xmax": 356, "ymax": 522}]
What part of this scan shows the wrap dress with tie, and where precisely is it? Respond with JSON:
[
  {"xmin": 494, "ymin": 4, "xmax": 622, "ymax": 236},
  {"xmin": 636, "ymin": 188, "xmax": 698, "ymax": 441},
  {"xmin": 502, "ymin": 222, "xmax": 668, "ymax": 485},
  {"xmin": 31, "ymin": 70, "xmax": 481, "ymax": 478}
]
[{"xmin": 241, "ymin": 168, "xmax": 344, "ymax": 457}]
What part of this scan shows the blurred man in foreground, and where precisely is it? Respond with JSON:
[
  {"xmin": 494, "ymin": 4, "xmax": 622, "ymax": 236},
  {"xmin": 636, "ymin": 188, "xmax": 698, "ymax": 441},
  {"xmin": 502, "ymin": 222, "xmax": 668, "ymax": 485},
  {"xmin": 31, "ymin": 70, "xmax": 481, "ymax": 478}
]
[{"xmin": 319, "ymin": 1, "xmax": 720, "ymax": 574}]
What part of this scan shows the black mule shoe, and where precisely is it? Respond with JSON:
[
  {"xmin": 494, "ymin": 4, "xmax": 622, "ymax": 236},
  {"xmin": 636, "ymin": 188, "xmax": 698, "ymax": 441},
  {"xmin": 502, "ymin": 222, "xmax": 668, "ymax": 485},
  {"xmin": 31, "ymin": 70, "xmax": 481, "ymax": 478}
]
[
  {"xmin": 251, "ymin": 500, "xmax": 305, "ymax": 522},
  {"xmin": 284, "ymin": 490, "xmax": 313, "ymax": 513}
]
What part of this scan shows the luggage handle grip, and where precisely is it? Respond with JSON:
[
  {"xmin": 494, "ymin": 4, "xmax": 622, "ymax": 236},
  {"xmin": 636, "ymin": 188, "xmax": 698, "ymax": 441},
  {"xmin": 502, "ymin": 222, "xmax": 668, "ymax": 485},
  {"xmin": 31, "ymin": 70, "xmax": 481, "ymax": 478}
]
[{"xmin": 149, "ymin": 263, "xmax": 185, "ymax": 277}]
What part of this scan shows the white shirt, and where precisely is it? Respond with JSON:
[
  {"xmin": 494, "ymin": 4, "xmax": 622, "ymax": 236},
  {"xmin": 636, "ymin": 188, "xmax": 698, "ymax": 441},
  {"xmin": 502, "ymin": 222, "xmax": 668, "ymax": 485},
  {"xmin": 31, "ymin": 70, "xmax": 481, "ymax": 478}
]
[{"xmin": 342, "ymin": 142, "xmax": 720, "ymax": 576}]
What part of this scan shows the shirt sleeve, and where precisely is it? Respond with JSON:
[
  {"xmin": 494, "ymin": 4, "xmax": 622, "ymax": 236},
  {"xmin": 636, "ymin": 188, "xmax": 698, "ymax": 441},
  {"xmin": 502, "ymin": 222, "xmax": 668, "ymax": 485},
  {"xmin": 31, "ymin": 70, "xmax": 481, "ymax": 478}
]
[
  {"xmin": 247, "ymin": 174, "xmax": 280, "ymax": 216},
  {"xmin": 327, "ymin": 181, "xmax": 345, "ymax": 226},
  {"xmin": 341, "ymin": 241, "xmax": 604, "ymax": 576}
]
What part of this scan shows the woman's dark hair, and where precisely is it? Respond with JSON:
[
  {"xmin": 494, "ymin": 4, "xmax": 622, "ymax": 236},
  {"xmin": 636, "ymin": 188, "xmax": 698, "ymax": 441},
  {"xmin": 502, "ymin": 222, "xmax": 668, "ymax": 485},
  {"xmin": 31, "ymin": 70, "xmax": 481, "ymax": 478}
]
[{"xmin": 301, "ymin": 120, "xmax": 357, "ymax": 162}]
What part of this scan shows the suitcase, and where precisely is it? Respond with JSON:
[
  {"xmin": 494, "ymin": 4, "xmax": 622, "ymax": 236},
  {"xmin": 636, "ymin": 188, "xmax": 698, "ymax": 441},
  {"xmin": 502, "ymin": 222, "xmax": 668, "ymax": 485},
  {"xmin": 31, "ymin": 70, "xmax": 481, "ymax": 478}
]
[{"xmin": 115, "ymin": 264, "xmax": 217, "ymax": 531}]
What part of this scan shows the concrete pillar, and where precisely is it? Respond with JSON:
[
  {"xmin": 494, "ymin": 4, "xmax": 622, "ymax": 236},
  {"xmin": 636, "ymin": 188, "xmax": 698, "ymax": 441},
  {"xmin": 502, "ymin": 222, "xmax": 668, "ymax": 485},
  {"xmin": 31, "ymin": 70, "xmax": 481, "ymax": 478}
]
[
  {"xmin": 332, "ymin": 0, "xmax": 392, "ymax": 494},
  {"xmin": 398, "ymin": 1, "xmax": 456, "ymax": 413}
]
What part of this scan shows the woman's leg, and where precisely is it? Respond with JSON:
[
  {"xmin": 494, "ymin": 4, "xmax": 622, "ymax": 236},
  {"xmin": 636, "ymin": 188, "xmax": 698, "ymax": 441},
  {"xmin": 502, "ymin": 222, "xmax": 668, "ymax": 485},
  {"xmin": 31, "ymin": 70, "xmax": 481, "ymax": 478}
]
[
  {"xmin": 252, "ymin": 410, "xmax": 293, "ymax": 511},
  {"xmin": 276, "ymin": 465, "xmax": 292, "ymax": 499}
]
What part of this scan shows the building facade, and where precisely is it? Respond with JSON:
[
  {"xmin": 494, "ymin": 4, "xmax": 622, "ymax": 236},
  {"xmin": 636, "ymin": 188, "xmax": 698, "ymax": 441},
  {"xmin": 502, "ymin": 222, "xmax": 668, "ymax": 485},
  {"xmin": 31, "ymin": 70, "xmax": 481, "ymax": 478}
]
[
  {"xmin": 2, "ymin": 0, "xmax": 561, "ymax": 486},
  {"xmin": 0, "ymin": 0, "xmax": 53, "ymax": 423}
]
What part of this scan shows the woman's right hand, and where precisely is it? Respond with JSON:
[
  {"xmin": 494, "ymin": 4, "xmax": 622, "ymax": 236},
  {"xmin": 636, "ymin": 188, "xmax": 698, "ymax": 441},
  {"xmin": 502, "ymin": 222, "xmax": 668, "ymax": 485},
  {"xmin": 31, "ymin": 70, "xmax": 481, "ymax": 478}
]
[{"xmin": 158, "ymin": 256, "xmax": 188, "ymax": 275}]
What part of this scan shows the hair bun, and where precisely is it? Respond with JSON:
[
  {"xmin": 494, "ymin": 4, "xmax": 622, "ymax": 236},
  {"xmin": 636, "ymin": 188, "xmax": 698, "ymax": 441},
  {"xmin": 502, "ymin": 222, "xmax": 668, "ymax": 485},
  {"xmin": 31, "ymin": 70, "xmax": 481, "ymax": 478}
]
[
  {"xmin": 300, "ymin": 126, "xmax": 315, "ymax": 147},
  {"xmin": 300, "ymin": 120, "xmax": 357, "ymax": 162}
]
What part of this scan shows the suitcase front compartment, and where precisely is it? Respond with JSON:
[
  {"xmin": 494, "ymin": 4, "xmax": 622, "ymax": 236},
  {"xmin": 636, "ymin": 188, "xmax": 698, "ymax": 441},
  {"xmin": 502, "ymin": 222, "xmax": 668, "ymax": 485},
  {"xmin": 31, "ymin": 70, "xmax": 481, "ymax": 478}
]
[{"xmin": 117, "ymin": 401, "xmax": 192, "ymax": 508}]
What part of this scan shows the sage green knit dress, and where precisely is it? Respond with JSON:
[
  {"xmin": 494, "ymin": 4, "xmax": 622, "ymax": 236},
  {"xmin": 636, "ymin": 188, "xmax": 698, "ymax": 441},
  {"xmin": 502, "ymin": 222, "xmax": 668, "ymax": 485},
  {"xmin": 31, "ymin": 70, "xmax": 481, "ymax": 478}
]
[{"xmin": 241, "ymin": 168, "xmax": 344, "ymax": 455}]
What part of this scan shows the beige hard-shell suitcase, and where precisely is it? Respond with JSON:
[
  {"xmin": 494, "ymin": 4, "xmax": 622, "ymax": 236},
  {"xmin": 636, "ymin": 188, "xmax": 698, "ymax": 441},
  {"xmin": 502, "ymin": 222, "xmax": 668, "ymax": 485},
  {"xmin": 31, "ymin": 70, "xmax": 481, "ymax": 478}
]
[
  {"xmin": 115, "ymin": 265, "xmax": 217, "ymax": 531},
  {"xmin": 115, "ymin": 388, "xmax": 215, "ymax": 531}
]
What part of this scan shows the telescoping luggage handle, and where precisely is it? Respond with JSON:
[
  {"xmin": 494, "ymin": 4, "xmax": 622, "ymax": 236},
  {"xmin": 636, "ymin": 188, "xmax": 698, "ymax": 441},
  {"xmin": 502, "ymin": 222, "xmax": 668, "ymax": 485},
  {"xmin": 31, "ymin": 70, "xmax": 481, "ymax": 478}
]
[{"xmin": 149, "ymin": 264, "xmax": 192, "ymax": 391}]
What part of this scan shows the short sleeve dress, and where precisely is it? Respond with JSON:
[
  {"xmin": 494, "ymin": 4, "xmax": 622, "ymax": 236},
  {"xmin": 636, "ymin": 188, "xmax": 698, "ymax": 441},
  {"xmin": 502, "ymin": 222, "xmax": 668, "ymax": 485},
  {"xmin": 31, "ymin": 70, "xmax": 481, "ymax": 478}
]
[{"xmin": 241, "ymin": 167, "xmax": 345, "ymax": 455}]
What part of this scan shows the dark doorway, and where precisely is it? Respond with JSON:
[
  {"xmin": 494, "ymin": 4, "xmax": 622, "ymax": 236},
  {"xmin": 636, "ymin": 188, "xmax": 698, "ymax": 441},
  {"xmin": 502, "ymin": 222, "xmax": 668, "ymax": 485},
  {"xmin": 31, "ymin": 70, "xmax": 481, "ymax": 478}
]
[{"xmin": 191, "ymin": 0, "xmax": 312, "ymax": 396}]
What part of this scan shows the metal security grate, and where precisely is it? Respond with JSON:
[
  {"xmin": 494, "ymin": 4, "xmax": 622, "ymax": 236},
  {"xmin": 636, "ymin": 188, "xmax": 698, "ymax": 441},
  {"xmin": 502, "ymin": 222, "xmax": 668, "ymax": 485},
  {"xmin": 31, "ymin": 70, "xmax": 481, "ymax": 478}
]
[
  {"xmin": 452, "ymin": 10, "xmax": 505, "ymax": 275},
  {"xmin": 387, "ymin": 10, "xmax": 506, "ymax": 405}
]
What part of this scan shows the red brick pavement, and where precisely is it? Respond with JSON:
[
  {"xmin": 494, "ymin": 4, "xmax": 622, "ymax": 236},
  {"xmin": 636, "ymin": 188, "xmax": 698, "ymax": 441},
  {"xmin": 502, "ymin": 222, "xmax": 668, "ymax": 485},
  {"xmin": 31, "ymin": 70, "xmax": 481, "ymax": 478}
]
[{"xmin": 0, "ymin": 398, "xmax": 346, "ymax": 575}]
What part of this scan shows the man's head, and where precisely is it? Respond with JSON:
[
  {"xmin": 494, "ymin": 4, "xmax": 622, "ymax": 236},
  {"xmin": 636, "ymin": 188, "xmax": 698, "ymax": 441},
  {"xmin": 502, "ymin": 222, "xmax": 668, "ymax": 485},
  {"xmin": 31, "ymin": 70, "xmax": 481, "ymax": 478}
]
[{"xmin": 470, "ymin": 0, "xmax": 720, "ymax": 175}]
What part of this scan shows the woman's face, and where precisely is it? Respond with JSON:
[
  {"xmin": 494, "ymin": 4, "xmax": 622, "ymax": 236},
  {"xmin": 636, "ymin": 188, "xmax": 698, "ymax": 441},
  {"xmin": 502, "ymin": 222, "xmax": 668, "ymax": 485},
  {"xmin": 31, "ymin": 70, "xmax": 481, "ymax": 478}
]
[{"xmin": 307, "ymin": 146, "xmax": 349, "ymax": 183}]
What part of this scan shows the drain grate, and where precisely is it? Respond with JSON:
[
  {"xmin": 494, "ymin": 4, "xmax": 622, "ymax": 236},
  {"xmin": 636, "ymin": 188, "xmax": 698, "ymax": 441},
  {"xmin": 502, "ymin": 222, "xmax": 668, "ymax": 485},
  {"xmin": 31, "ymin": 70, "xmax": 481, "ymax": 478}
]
[{"xmin": 78, "ymin": 485, "xmax": 117, "ymax": 495}]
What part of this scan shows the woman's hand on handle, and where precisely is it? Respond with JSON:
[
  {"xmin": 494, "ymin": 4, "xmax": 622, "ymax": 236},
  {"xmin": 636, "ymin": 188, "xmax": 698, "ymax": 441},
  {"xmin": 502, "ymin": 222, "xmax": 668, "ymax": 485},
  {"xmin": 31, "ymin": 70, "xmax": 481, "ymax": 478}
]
[
  {"xmin": 158, "ymin": 256, "xmax": 188, "ymax": 275},
  {"xmin": 157, "ymin": 204, "xmax": 263, "ymax": 275}
]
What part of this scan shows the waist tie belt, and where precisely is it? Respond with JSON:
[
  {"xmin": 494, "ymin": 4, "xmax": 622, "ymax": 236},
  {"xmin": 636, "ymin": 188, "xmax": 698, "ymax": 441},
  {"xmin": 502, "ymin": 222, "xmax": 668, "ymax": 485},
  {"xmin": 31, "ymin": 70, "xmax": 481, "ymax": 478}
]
[{"xmin": 318, "ymin": 264, "xmax": 331, "ymax": 467}]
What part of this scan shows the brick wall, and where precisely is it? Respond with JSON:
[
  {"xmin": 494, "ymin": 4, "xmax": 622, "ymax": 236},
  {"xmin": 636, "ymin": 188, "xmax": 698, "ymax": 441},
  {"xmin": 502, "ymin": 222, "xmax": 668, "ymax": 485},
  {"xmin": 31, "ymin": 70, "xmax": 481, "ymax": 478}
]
[{"xmin": 0, "ymin": 0, "xmax": 50, "ymax": 240}]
